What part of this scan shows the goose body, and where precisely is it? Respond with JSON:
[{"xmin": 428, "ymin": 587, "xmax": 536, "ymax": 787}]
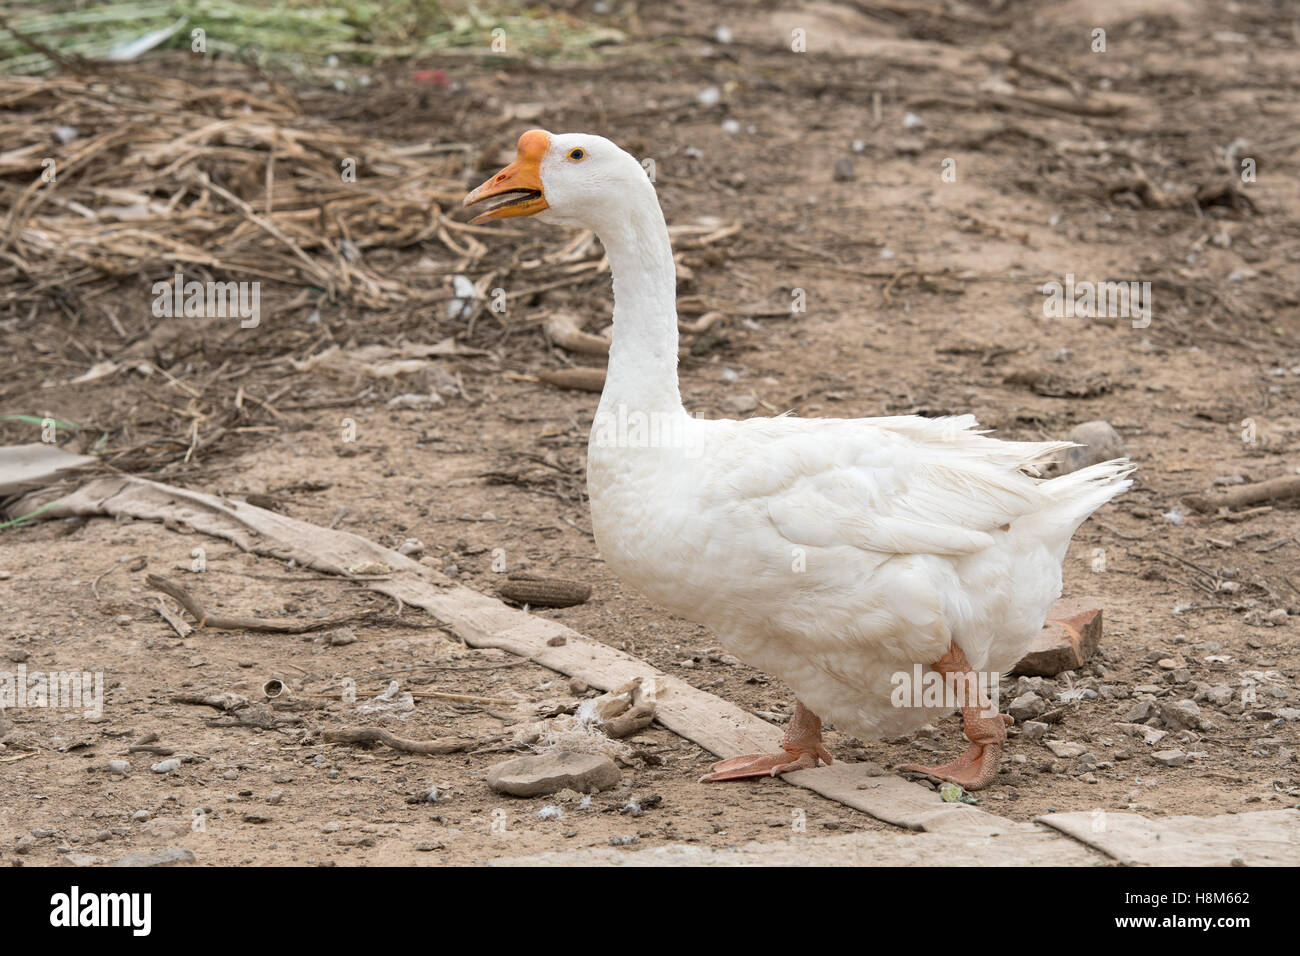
[
  {"xmin": 466, "ymin": 130, "xmax": 1133, "ymax": 786},
  {"xmin": 588, "ymin": 409, "xmax": 1129, "ymax": 739}
]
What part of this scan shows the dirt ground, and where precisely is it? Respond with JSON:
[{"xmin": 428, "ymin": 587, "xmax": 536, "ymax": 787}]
[{"xmin": 1, "ymin": 0, "xmax": 1298, "ymax": 866}]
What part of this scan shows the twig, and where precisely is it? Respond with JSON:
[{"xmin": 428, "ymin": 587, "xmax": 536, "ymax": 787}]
[
  {"xmin": 145, "ymin": 574, "xmax": 426, "ymax": 634},
  {"xmin": 321, "ymin": 726, "xmax": 482, "ymax": 754}
]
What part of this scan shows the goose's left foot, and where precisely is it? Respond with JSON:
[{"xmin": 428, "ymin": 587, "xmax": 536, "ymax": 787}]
[
  {"xmin": 702, "ymin": 700, "xmax": 833, "ymax": 781},
  {"xmin": 900, "ymin": 642, "xmax": 1013, "ymax": 791}
]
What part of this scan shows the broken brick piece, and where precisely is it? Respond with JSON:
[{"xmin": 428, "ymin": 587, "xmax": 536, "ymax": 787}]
[{"xmin": 1012, "ymin": 599, "xmax": 1103, "ymax": 677}]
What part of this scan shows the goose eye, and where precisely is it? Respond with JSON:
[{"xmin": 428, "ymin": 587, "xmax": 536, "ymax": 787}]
[{"xmin": 568, "ymin": 147, "xmax": 585, "ymax": 161}]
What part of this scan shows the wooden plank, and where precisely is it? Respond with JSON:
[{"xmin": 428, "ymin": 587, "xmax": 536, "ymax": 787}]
[
  {"xmin": 1037, "ymin": 808, "xmax": 1300, "ymax": 866},
  {"xmin": 0, "ymin": 442, "xmax": 97, "ymax": 496}
]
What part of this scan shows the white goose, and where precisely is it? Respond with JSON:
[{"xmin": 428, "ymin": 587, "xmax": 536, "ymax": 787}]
[{"xmin": 465, "ymin": 130, "xmax": 1133, "ymax": 790}]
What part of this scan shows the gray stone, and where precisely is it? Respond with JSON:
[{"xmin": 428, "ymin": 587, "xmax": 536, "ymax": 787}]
[
  {"xmin": 1060, "ymin": 421, "xmax": 1125, "ymax": 475},
  {"xmin": 1008, "ymin": 692, "xmax": 1047, "ymax": 722},
  {"xmin": 1160, "ymin": 700, "xmax": 1202, "ymax": 731},
  {"xmin": 114, "ymin": 848, "xmax": 196, "ymax": 867},
  {"xmin": 1152, "ymin": 749, "xmax": 1187, "ymax": 767},
  {"xmin": 1196, "ymin": 684, "xmax": 1234, "ymax": 707},
  {"xmin": 1021, "ymin": 720, "xmax": 1050, "ymax": 742},
  {"xmin": 722, "ymin": 393, "xmax": 758, "ymax": 415},
  {"xmin": 322, "ymin": 627, "xmax": 357, "ymax": 646},
  {"xmin": 1125, "ymin": 697, "xmax": 1158, "ymax": 723},
  {"xmin": 107, "ymin": 759, "xmax": 130, "ymax": 775},
  {"xmin": 487, "ymin": 752, "xmax": 621, "ymax": 797},
  {"xmin": 62, "ymin": 852, "xmax": 102, "ymax": 867},
  {"xmin": 1046, "ymin": 740, "xmax": 1087, "ymax": 758}
]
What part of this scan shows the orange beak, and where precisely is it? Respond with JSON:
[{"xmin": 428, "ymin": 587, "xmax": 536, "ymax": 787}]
[{"xmin": 463, "ymin": 129, "xmax": 551, "ymax": 224}]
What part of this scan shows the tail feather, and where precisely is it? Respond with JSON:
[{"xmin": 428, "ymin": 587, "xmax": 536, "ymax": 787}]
[{"xmin": 1041, "ymin": 458, "xmax": 1135, "ymax": 533}]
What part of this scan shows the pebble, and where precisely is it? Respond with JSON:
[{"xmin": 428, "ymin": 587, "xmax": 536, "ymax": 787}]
[
  {"xmin": 1125, "ymin": 698, "xmax": 1158, "ymax": 723},
  {"xmin": 322, "ymin": 627, "xmax": 357, "ymax": 646},
  {"xmin": 1046, "ymin": 740, "xmax": 1087, "ymax": 758},
  {"xmin": 1160, "ymin": 700, "xmax": 1202, "ymax": 731},
  {"xmin": 1197, "ymin": 684, "xmax": 1234, "ymax": 707},
  {"xmin": 486, "ymin": 752, "xmax": 620, "ymax": 797},
  {"xmin": 1020, "ymin": 720, "xmax": 1050, "ymax": 742},
  {"xmin": 1152, "ymin": 749, "xmax": 1187, "ymax": 767},
  {"xmin": 131, "ymin": 810, "xmax": 150, "ymax": 822},
  {"xmin": 722, "ymin": 393, "xmax": 758, "ymax": 415},
  {"xmin": 1008, "ymin": 692, "xmax": 1047, "ymax": 721},
  {"xmin": 107, "ymin": 760, "xmax": 130, "ymax": 776},
  {"xmin": 1059, "ymin": 421, "xmax": 1125, "ymax": 475},
  {"xmin": 833, "ymin": 157, "xmax": 855, "ymax": 182},
  {"xmin": 62, "ymin": 852, "xmax": 101, "ymax": 867},
  {"xmin": 151, "ymin": 759, "xmax": 181, "ymax": 774}
]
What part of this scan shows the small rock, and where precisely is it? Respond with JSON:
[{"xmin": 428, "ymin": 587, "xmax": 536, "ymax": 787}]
[
  {"xmin": 398, "ymin": 538, "xmax": 425, "ymax": 556},
  {"xmin": 150, "ymin": 758, "xmax": 181, "ymax": 773},
  {"xmin": 114, "ymin": 848, "xmax": 197, "ymax": 868},
  {"xmin": 1152, "ymin": 749, "xmax": 1187, "ymax": 767},
  {"xmin": 62, "ymin": 852, "xmax": 101, "ymax": 867},
  {"xmin": 1046, "ymin": 740, "xmax": 1087, "ymax": 759},
  {"xmin": 833, "ymin": 157, "xmax": 855, "ymax": 182},
  {"xmin": 107, "ymin": 759, "xmax": 130, "ymax": 775},
  {"xmin": 1267, "ymin": 608, "xmax": 1289, "ymax": 626},
  {"xmin": 131, "ymin": 810, "xmax": 150, "ymax": 822},
  {"xmin": 322, "ymin": 627, "xmax": 357, "ymax": 647},
  {"xmin": 486, "ymin": 752, "xmax": 620, "ymax": 797},
  {"xmin": 1008, "ymin": 692, "xmax": 1047, "ymax": 721},
  {"xmin": 1059, "ymin": 421, "xmax": 1125, "ymax": 475},
  {"xmin": 1125, "ymin": 697, "xmax": 1158, "ymax": 723},
  {"xmin": 1020, "ymin": 720, "xmax": 1049, "ymax": 742},
  {"xmin": 1143, "ymin": 728, "xmax": 1168, "ymax": 746},
  {"xmin": 142, "ymin": 819, "xmax": 188, "ymax": 839},
  {"xmin": 1197, "ymin": 684, "xmax": 1234, "ymax": 707},
  {"xmin": 722, "ymin": 393, "xmax": 758, "ymax": 415},
  {"xmin": 1160, "ymin": 700, "xmax": 1202, "ymax": 730}
]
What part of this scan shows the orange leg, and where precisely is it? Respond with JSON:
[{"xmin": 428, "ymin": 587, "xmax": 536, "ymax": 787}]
[
  {"xmin": 899, "ymin": 643, "xmax": 1012, "ymax": 791},
  {"xmin": 701, "ymin": 700, "xmax": 833, "ymax": 781}
]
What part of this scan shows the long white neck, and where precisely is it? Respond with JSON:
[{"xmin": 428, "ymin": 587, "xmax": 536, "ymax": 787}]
[{"xmin": 591, "ymin": 185, "xmax": 682, "ymax": 416}]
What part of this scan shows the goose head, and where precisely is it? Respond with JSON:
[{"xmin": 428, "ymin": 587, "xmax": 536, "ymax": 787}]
[{"xmin": 463, "ymin": 129, "xmax": 652, "ymax": 230}]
